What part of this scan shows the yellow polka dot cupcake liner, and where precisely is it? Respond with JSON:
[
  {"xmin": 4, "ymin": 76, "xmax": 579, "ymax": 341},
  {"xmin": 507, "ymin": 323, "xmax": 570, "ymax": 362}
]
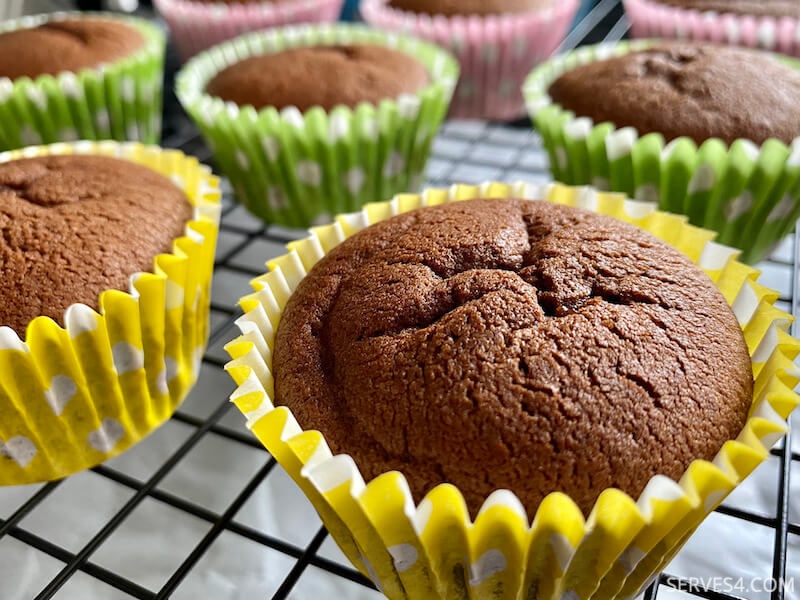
[
  {"xmin": 0, "ymin": 12, "xmax": 165, "ymax": 152},
  {"xmin": 0, "ymin": 141, "xmax": 220, "ymax": 486},
  {"xmin": 225, "ymin": 182, "xmax": 799, "ymax": 600},
  {"xmin": 176, "ymin": 23, "xmax": 458, "ymax": 229}
]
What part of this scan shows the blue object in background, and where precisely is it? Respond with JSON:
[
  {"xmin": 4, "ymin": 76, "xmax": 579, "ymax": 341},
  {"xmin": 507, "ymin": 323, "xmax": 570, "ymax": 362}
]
[
  {"xmin": 572, "ymin": 0, "xmax": 598, "ymax": 27},
  {"xmin": 340, "ymin": 0, "xmax": 360, "ymax": 20}
]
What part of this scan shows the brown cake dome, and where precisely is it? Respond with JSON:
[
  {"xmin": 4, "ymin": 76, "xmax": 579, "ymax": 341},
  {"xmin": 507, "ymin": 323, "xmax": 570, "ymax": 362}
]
[
  {"xmin": 547, "ymin": 43, "xmax": 800, "ymax": 146},
  {"xmin": 205, "ymin": 44, "xmax": 430, "ymax": 112},
  {"xmin": 274, "ymin": 198, "xmax": 753, "ymax": 516},
  {"xmin": 0, "ymin": 155, "xmax": 192, "ymax": 334},
  {"xmin": 386, "ymin": 0, "xmax": 554, "ymax": 17},
  {"xmin": 0, "ymin": 18, "xmax": 145, "ymax": 80},
  {"xmin": 650, "ymin": 0, "xmax": 800, "ymax": 18}
]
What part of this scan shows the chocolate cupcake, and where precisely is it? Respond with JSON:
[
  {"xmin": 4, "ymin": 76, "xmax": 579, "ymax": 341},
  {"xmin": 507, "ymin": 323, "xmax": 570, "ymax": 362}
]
[
  {"xmin": 0, "ymin": 142, "xmax": 220, "ymax": 485},
  {"xmin": 226, "ymin": 182, "xmax": 799, "ymax": 600},
  {"xmin": 0, "ymin": 13, "xmax": 165, "ymax": 150},
  {"xmin": 0, "ymin": 19, "xmax": 144, "ymax": 80},
  {"xmin": 361, "ymin": 0, "xmax": 579, "ymax": 120},
  {"xmin": 274, "ymin": 197, "xmax": 752, "ymax": 517},
  {"xmin": 547, "ymin": 43, "xmax": 800, "ymax": 146},
  {"xmin": 525, "ymin": 41, "xmax": 800, "ymax": 263},
  {"xmin": 0, "ymin": 155, "xmax": 191, "ymax": 333},
  {"xmin": 177, "ymin": 23, "xmax": 458, "ymax": 227}
]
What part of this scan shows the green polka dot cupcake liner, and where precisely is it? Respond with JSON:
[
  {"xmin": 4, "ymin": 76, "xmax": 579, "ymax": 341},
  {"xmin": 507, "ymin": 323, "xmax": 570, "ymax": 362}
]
[
  {"xmin": 176, "ymin": 23, "xmax": 459, "ymax": 228},
  {"xmin": 523, "ymin": 40, "xmax": 800, "ymax": 265},
  {"xmin": 0, "ymin": 12, "xmax": 165, "ymax": 152}
]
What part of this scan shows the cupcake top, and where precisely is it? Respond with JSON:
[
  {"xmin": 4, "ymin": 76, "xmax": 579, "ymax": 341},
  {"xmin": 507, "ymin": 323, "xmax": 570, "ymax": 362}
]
[
  {"xmin": 548, "ymin": 43, "xmax": 800, "ymax": 146},
  {"xmin": 205, "ymin": 44, "xmax": 430, "ymax": 112},
  {"xmin": 652, "ymin": 0, "xmax": 800, "ymax": 18},
  {"xmin": 0, "ymin": 155, "xmax": 192, "ymax": 334},
  {"xmin": 274, "ymin": 198, "xmax": 753, "ymax": 516},
  {"xmin": 387, "ymin": 0, "xmax": 554, "ymax": 16},
  {"xmin": 0, "ymin": 18, "xmax": 145, "ymax": 80}
]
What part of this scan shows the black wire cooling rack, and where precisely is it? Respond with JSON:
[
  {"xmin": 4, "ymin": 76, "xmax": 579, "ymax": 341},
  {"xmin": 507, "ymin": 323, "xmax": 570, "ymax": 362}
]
[{"xmin": 0, "ymin": 1, "xmax": 797, "ymax": 599}]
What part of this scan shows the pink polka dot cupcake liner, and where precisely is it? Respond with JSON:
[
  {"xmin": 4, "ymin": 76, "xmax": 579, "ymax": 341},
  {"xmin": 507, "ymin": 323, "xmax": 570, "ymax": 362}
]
[
  {"xmin": 623, "ymin": 0, "xmax": 800, "ymax": 57},
  {"xmin": 361, "ymin": 0, "xmax": 580, "ymax": 121},
  {"xmin": 154, "ymin": 0, "xmax": 346, "ymax": 62}
]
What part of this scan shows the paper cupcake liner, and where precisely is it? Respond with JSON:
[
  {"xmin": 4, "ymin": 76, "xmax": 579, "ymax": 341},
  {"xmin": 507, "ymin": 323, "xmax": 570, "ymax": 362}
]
[
  {"xmin": 360, "ymin": 0, "xmax": 580, "ymax": 121},
  {"xmin": 0, "ymin": 12, "xmax": 165, "ymax": 153},
  {"xmin": 0, "ymin": 0, "xmax": 24, "ymax": 20},
  {"xmin": 0, "ymin": 141, "xmax": 220, "ymax": 486},
  {"xmin": 523, "ymin": 40, "xmax": 800, "ymax": 264},
  {"xmin": 623, "ymin": 0, "xmax": 800, "ymax": 57},
  {"xmin": 154, "ymin": 0, "xmax": 346, "ymax": 61},
  {"xmin": 225, "ymin": 181, "xmax": 800, "ymax": 600},
  {"xmin": 176, "ymin": 23, "xmax": 458, "ymax": 229}
]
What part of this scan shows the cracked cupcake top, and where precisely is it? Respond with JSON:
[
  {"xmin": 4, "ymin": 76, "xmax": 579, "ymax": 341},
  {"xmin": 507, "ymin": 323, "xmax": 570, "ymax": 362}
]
[
  {"xmin": 205, "ymin": 44, "xmax": 430, "ymax": 112},
  {"xmin": 548, "ymin": 43, "xmax": 800, "ymax": 146},
  {"xmin": 0, "ymin": 18, "xmax": 144, "ymax": 81},
  {"xmin": 0, "ymin": 155, "xmax": 192, "ymax": 334},
  {"xmin": 274, "ymin": 198, "xmax": 753, "ymax": 516}
]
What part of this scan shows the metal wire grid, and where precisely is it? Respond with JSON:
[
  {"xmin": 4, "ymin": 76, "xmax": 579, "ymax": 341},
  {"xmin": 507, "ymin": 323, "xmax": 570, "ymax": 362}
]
[{"xmin": 0, "ymin": 1, "xmax": 797, "ymax": 599}]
